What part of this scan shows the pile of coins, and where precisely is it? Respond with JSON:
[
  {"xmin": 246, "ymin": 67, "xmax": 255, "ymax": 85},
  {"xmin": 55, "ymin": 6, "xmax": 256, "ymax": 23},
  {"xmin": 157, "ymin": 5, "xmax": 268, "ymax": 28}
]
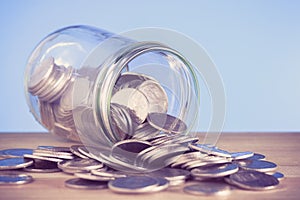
[
  {"xmin": 27, "ymin": 56, "xmax": 187, "ymax": 143},
  {"xmin": 0, "ymin": 139, "xmax": 283, "ymax": 195},
  {"xmin": 21, "ymin": 56, "xmax": 284, "ymax": 195}
]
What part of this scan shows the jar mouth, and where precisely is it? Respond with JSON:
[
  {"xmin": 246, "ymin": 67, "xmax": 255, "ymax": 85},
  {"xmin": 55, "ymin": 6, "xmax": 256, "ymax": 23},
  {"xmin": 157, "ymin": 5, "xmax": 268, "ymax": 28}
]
[{"xmin": 93, "ymin": 41, "xmax": 200, "ymax": 145}]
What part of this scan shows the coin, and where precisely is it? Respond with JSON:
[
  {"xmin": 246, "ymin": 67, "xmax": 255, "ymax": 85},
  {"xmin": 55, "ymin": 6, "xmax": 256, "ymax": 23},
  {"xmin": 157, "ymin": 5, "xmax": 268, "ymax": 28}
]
[
  {"xmin": 183, "ymin": 182, "xmax": 231, "ymax": 196},
  {"xmin": 111, "ymin": 139, "xmax": 152, "ymax": 164},
  {"xmin": 33, "ymin": 150, "xmax": 74, "ymax": 160},
  {"xmin": 111, "ymin": 88, "xmax": 149, "ymax": 124},
  {"xmin": 0, "ymin": 173, "xmax": 33, "ymax": 185},
  {"xmin": 246, "ymin": 153, "xmax": 266, "ymax": 160},
  {"xmin": 231, "ymin": 151, "xmax": 254, "ymax": 160},
  {"xmin": 191, "ymin": 163, "xmax": 239, "ymax": 178},
  {"xmin": 183, "ymin": 157, "xmax": 231, "ymax": 170},
  {"xmin": 28, "ymin": 57, "xmax": 55, "ymax": 93},
  {"xmin": 0, "ymin": 157, "xmax": 33, "ymax": 170},
  {"xmin": 132, "ymin": 122, "xmax": 161, "ymax": 140},
  {"xmin": 74, "ymin": 172, "xmax": 114, "ymax": 181},
  {"xmin": 110, "ymin": 103, "xmax": 135, "ymax": 140},
  {"xmin": 229, "ymin": 170, "xmax": 279, "ymax": 190},
  {"xmin": 113, "ymin": 72, "xmax": 152, "ymax": 93},
  {"xmin": 39, "ymin": 101, "xmax": 55, "ymax": 129},
  {"xmin": 147, "ymin": 113, "xmax": 187, "ymax": 134},
  {"xmin": 149, "ymin": 167, "xmax": 190, "ymax": 184},
  {"xmin": 170, "ymin": 152, "xmax": 205, "ymax": 167},
  {"xmin": 70, "ymin": 145, "xmax": 89, "ymax": 159},
  {"xmin": 65, "ymin": 178, "xmax": 107, "ymax": 189},
  {"xmin": 91, "ymin": 169, "xmax": 127, "ymax": 178},
  {"xmin": 151, "ymin": 177, "xmax": 169, "ymax": 192},
  {"xmin": 58, "ymin": 158, "xmax": 103, "ymax": 174},
  {"xmin": 77, "ymin": 146, "xmax": 95, "ymax": 159},
  {"xmin": 37, "ymin": 146, "xmax": 71, "ymax": 152},
  {"xmin": 23, "ymin": 159, "xmax": 61, "ymax": 173},
  {"xmin": 137, "ymin": 80, "xmax": 168, "ymax": 113},
  {"xmin": 137, "ymin": 144, "xmax": 189, "ymax": 170},
  {"xmin": 267, "ymin": 172, "xmax": 285, "ymax": 180},
  {"xmin": 24, "ymin": 154, "xmax": 63, "ymax": 163},
  {"xmin": 188, "ymin": 144, "xmax": 232, "ymax": 158},
  {"xmin": 108, "ymin": 176, "xmax": 159, "ymax": 193},
  {"xmin": 238, "ymin": 160, "xmax": 277, "ymax": 172},
  {"xmin": 0, "ymin": 148, "xmax": 33, "ymax": 158}
]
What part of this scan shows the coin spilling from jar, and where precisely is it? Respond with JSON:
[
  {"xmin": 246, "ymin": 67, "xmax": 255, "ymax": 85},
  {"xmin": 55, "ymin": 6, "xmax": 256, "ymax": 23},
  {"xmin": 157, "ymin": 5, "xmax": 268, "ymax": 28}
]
[{"xmin": 27, "ymin": 57, "xmax": 187, "ymax": 143}]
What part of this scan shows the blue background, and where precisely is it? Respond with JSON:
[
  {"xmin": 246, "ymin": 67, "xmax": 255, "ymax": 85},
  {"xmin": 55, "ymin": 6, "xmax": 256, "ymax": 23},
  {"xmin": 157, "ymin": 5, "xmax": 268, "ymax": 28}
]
[{"xmin": 0, "ymin": 0, "xmax": 299, "ymax": 132}]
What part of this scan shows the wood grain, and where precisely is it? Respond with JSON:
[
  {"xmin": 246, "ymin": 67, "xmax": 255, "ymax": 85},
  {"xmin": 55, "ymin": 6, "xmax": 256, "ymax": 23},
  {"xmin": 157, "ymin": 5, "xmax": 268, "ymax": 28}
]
[{"xmin": 0, "ymin": 132, "xmax": 299, "ymax": 200}]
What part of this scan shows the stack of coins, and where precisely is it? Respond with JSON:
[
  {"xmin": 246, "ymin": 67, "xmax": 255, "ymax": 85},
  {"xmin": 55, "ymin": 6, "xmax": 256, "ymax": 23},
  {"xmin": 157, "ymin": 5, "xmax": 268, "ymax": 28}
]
[{"xmin": 0, "ymin": 138, "xmax": 283, "ymax": 195}]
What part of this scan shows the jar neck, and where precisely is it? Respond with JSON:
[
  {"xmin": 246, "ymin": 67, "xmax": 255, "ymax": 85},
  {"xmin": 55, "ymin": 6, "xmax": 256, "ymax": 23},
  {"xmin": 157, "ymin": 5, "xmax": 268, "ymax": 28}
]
[{"xmin": 93, "ymin": 41, "xmax": 199, "ymax": 143}]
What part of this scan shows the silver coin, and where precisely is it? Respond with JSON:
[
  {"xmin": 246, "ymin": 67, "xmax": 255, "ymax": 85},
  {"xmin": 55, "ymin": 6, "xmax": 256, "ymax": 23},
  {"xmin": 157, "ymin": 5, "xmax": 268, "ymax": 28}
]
[
  {"xmin": 33, "ymin": 150, "xmax": 74, "ymax": 160},
  {"xmin": 229, "ymin": 170, "xmax": 279, "ymax": 190},
  {"xmin": 23, "ymin": 159, "xmax": 61, "ymax": 173},
  {"xmin": 37, "ymin": 146, "xmax": 71, "ymax": 152},
  {"xmin": 108, "ymin": 176, "xmax": 159, "ymax": 193},
  {"xmin": 111, "ymin": 139, "xmax": 152, "ymax": 165},
  {"xmin": 149, "ymin": 168, "xmax": 190, "ymax": 182},
  {"xmin": 137, "ymin": 80, "xmax": 168, "ymax": 113},
  {"xmin": 70, "ymin": 145, "xmax": 89, "ymax": 159},
  {"xmin": 110, "ymin": 103, "xmax": 135, "ymax": 140},
  {"xmin": 183, "ymin": 182, "xmax": 231, "ymax": 196},
  {"xmin": 184, "ymin": 157, "xmax": 231, "ymax": 170},
  {"xmin": 0, "ymin": 157, "xmax": 33, "ymax": 170},
  {"xmin": 169, "ymin": 135, "xmax": 199, "ymax": 145},
  {"xmin": 147, "ymin": 113, "xmax": 187, "ymax": 134},
  {"xmin": 246, "ymin": 153, "xmax": 266, "ymax": 160},
  {"xmin": 58, "ymin": 158, "xmax": 103, "ymax": 174},
  {"xmin": 0, "ymin": 173, "xmax": 33, "ymax": 185},
  {"xmin": 136, "ymin": 143, "xmax": 188, "ymax": 168},
  {"xmin": 39, "ymin": 101, "xmax": 55, "ymax": 130},
  {"xmin": 170, "ymin": 152, "xmax": 205, "ymax": 167},
  {"xmin": 111, "ymin": 88, "xmax": 149, "ymax": 124},
  {"xmin": 28, "ymin": 57, "xmax": 55, "ymax": 92},
  {"xmin": 267, "ymin": 172, "xmax": 285, "ymax": 180},
  {"xmin": 146, "ymin": 133, "xmax": 168, "ymax": 142},
  {"xmin": 152, "ymin": 135, "xmax": 198, "ymax": 146},
  {"xmin": 24, "ymin": 154, "xmax": 63, "ymax": 163},
  {"xmin": 238, "ymin": 160, "xmax": 277, "ymax": 173},
  {"xmin": 231, "ymin": 151, "xmax": 254, "ymax": 160},
  {"xmin": 97, "ymin": 152, "xmax": 142, "ymax": 173},
  {"xmin": 188, "ymin": 143, "xmax": 232, "ymax": 158},
  {"xmin": 47, "ymin": 66, "xmax": 74, "ymax": 103},
  {"xmin": 132, "ymin": 123, "xmax": 161, "ymax": 140},
  {"xmin": 74, "ymin": 172, "xmax": 114, "ymax": 181},
  {"xmin": 182, "ymin": 154, "xmax": 230, "ymax": 168},
  {"xmin": 113, "ymin": 72, "xmax": 152, "ymax": 92},
  {"xmin": 91, "ymin": 169, "xmax": 127, "ymax": 178},
  {"xmin": 150, "ymin": 135, "xmax": 173, "ymax": 145},
  {"xmin": 65, "ymin": 178, "xmax": 107, "ymax": 189},
  {"xmin": 191, "ymin": 163, "xmax": 239, "ymax": 178},
  {"xmin": 0, "ymin": 148, "xmax": 33, "ymax": 158},
  {"xmin": 151, "ymin": 177, "xmax": 169, "ymax": 192},
  {"xmin": 77, "ymin": 146, "xmax": 95, "ymax": 159}
]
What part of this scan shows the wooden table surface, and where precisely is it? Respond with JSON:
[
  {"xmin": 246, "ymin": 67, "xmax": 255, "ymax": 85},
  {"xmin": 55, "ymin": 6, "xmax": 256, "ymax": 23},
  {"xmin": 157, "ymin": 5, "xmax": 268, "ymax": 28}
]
[{"xmin": 0, "ymin": 132, "xmax": 299, "ymax": 200}]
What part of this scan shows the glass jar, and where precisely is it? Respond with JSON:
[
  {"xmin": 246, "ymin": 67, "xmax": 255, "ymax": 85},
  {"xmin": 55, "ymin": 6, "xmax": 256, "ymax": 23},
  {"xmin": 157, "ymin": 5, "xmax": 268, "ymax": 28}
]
[{"xmin": 24, "ymin": 25, "xmax": 202, "ymax": 172}]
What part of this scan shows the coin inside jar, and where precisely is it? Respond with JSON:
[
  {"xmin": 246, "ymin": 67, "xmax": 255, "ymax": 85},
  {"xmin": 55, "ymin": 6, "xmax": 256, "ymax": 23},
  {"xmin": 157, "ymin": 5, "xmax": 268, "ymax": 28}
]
[{"xmin": 147, "ymin": 113, "xmax": 187, "ymax": 134}]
